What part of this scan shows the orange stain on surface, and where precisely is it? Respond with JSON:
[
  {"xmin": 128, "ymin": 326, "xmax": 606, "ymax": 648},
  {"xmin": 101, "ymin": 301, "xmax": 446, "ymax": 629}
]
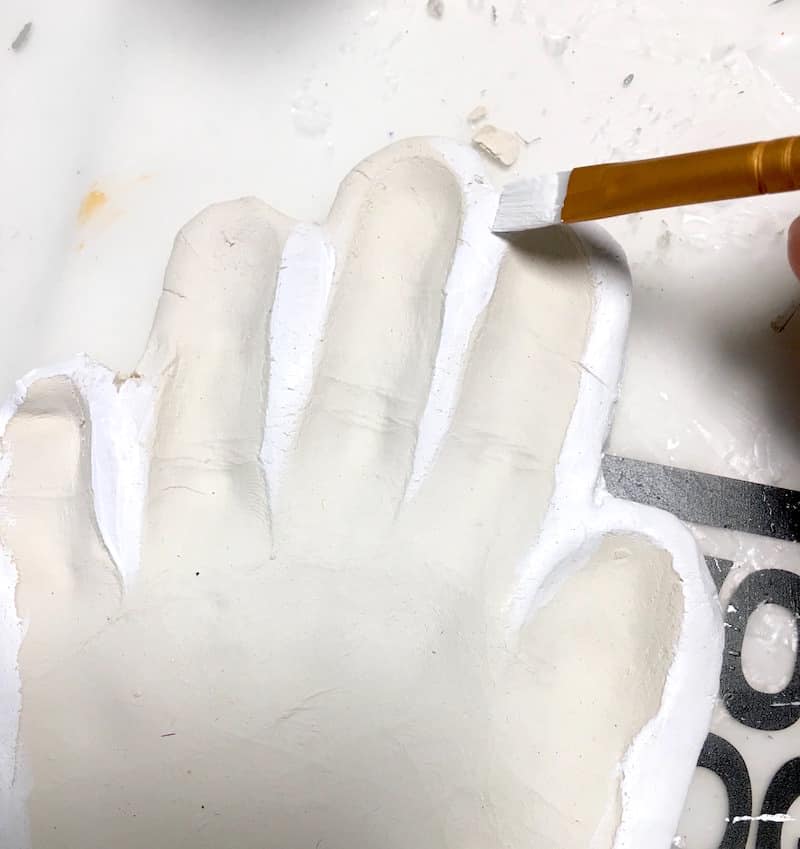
[{"xmin": 77, "ymin": 189, "xmax": 108, "ymax": 224}]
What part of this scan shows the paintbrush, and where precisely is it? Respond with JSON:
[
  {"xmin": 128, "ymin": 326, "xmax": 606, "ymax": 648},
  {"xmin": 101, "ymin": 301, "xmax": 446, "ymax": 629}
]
[{"xmin": 492, "ymin": 136, "xmax": 800, "ymax": 233}]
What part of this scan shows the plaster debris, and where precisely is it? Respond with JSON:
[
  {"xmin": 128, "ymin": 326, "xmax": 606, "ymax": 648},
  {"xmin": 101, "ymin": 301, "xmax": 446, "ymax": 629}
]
[
  {"xmin": 467, "ymin": 105, "xmax": 487, "ymax": 123},
  {"xmin": 426, "ymin": 0, "xmax": 444, "ymax": 18},
  {"xmin": 471, "ymin": 124, "xmax": 521, "ymax": 167},
  {"xmin": 11, "ymin": 21, "xmax": 32, "ymax": 51},
  {"xmin": 623, "ymin": 73, "xmax": 635, "ymax": 87}
]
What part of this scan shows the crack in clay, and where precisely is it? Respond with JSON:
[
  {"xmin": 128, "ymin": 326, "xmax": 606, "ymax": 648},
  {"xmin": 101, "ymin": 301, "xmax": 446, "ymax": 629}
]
[
  {"xmin": 447, "ymin": 429, "xmax": 545, "ymax": 470},
  {"xmin": 273, "ymin": 688, "xmax": 340, "ymax": 726},
  {"xmin": 177, "ymin": 232, "xmax": 203, "ymax": 263},
  {"xmin": 160, "ymin": 484, "xmax": 211, "ymax": 497},
  {"xmin": 163, "ymin": 287, "xmax": 187, "ymax": 300},
  {"xmin": 577, "ymin": 360, "xmax": 609, "ymax": 388}
]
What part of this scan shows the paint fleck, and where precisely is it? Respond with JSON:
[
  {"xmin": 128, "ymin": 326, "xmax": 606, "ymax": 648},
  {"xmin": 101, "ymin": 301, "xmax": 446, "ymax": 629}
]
[
  {"xmin": 727, "ymin": 813, "xmax": 795, "ymax": 823},
  {"xmin": 623, "ymin": 73, "xmax": 635, "ymax": 87},
  {"xmin": 11, "ymin": 22, "xmax": 32, "ymax": 51},
  {"xmin": 426, "ymin": 0, "xmax": 444, "ymax": 18},
  {"xmin": 467, "ymin": 105, "xmax": 487, "ymax": 123},
  {"xmin": 77, "ymin": 189, "xmax": 108, "ymax": 224}
]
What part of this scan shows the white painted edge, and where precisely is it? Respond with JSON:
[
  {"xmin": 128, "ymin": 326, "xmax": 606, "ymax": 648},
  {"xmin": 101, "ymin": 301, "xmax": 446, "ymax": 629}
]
[
  {"xmin": 262, "ymin": 223, "xmax": 335, "ymax": 502},
  {"xmin": 0, "ymin": 356, "xmax": 155, "ymax": 847},
  {"xmin": 407, "ymin": 141, "xmax": 506, "ymax": 497},
  {"xmin": 0, "ymin": 356, "xmax": 154, "ymax": 586},
  {"xmin": 506, "ymin": 223, "xmax": 723, "ymax": 849}
]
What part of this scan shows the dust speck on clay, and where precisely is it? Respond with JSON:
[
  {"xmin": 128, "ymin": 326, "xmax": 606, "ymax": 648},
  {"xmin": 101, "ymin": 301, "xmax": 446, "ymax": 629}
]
[
  {"xmin": 472, "ymin": 124, "xmax": 520, "ymax": 166},
  {"xmin": 623, "ymin": 73, "xmax": 635, "ymax": 87}
]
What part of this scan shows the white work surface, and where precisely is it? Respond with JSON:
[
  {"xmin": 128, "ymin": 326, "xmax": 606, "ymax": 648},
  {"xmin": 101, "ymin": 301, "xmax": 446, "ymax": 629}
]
[{"xmin": 2, "ymin": 2, "xmax": 800, "ymax": 848}]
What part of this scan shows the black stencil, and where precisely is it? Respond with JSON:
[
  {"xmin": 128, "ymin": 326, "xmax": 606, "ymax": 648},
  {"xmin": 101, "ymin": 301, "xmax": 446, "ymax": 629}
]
[
  {"xmin": 705, "ymin": 556, "xmax": 735, "ymax": 593},
  {"xmin": 603, "ymin": 454, "xmax": 800, "ymax": 542},
  {"xmin": 722, "ymin": 569, "xmax": 800, "ymax": 731},
  {"xmin": 697, "ymin": 733, "xmax": 752, "ymax": 849},
  {"xmin": 754, "ymin": 758, "xmax": 800, "ymax": 849}
]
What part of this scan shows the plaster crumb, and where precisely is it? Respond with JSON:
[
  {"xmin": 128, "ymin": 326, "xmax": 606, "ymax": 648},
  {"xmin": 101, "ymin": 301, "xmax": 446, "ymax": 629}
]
[
  {"xmin": 11, "ymin": 22, "xmax": 32, "ymax": 51},
  {"xmin": 113, "ymin": 371, "xmax": 143, "ymax": 389},
  {"xmin": 472, "ymin": 124, "xmax": 521, "ymax": 167},
  {"xmin": 426, "ymin": 0, "xmax": 444, "ymax": 18},
  {"xmin": 467, "ymin": 105, "xmax": 488, "ymax": 123},
  {"xmin": 623, "ymin": 73, "xmax": 635, "ymax": 87}
]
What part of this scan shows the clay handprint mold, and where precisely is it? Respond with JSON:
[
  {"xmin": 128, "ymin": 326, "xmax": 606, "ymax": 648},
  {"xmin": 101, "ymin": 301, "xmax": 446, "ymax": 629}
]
[{"xmin": 0, "ymin": 139, "xmax": 721, "ymax": 849}]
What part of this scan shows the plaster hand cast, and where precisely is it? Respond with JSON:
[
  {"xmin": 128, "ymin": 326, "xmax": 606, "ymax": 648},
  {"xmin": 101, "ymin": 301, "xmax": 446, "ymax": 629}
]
[{"xmin": 0, "ymin": 139, "xmax": 722, "ymax": 849}]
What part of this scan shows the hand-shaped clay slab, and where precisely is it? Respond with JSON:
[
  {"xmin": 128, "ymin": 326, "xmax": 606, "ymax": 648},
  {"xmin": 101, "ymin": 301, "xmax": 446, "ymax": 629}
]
[{"xmin": 0, "ymin": 139, "xmax": 721, "ymax": 849}]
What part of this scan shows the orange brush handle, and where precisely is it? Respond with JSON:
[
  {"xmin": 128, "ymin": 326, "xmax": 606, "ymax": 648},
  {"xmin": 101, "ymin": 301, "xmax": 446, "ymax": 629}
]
[{"xmin": 561, "ymin": 136, "xmax": 800, "ymax": 223}]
